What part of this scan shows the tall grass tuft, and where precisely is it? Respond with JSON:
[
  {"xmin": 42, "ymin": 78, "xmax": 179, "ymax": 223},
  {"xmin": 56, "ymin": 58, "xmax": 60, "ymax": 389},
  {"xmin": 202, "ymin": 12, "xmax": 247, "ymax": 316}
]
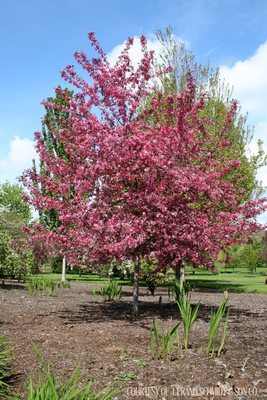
[
  {"xmin": 150, "ymin": 316, "xmax": 181, "ymax": 361},
  {"xmin": 0, "ymin": 335, "xmax": 13, "ymax": 398},
  {"xmin": 93, "ymin": 281, "xmax": 122, "ymax": 302},
  {"xmin": 11, "ymin": 340, "xmax": 123, "ymax": 399},
  {"xmin": 26, "ymin": 279, "xmax": 58, "ymax": 296},
  {"xmin": 206, "ymin": 293, "xmax": 230, "ymax": 357},
  {"xmin": 173, "ymin": 280, "xmax": 191, "ymax": 303},
  {"xmin": 176, "ymin": 289, "xmax": 201, "ymax": 349},
  {"xmin": 26, "ymin": 280, "xmax": 41, "ymax": 295}
]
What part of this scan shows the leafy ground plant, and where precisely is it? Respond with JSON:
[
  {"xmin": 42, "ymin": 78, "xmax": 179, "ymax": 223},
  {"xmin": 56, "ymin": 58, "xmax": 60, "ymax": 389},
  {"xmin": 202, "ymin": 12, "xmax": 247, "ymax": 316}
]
[
  {"xmin": 176, "ymin": 291, "xmax": 201, "ymax": 349},
  {"xmin": 150, "ymin": 316, "xmax": 181, "ymax": 361},
  {"xmin": 132, "ymin": 359, "xmax": 149, "ymax": 368},
  {"xmin": 114, "ymin": 371, "xmax": 135, "ymax": 381},
  {"xmin": 93, "ymin": 281, "xmax": 122, "ymax": 302},
  {"xmin": 11, "ymin": 340, "xmax": 123, "ymax": 400},
  {"xmin": 206, "ymin": 292, "xmax": 230, "ymax": 357}
]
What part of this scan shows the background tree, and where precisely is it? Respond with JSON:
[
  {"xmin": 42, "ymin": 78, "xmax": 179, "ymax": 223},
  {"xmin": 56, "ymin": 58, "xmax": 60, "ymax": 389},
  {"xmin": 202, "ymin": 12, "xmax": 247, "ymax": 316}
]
[
  {"xmin": 243, "ymin": 245, "xmax": 257, "ymax": 274},
  {"xmin": 242, "ymin": 237, "xmax": 264, "ymax": 274},
  {"xmin": 152, "ymin": 26, "xmax": 267, "ymax": 201},
  {"xmin": 260, "ymin": 230, "xmax": 267, "ymax": 266},
  {"xmin": 31, "ymin": 87, "xmax": 80, "ymax": 281},
  {"xmin": 213, "ymin": 250, "xmax": 226, "ymax": 279},
  {"xmin": 227, "ymin": 246, "xmax": 243, "ymax": 271},
  {"xmin": 0, "ymin": 182, "xmax": 48, "ymax": 278},
  {"xmin": 0, "ymin": 181, "xmax": 32, "ymax": 224}
]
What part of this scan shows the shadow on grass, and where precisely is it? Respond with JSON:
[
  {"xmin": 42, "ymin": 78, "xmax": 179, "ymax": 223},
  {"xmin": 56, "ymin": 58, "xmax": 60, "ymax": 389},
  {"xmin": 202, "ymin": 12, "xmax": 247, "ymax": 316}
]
[{"xmin": 190, "ymin": 281, "xmax": 267, "ymax": 293}]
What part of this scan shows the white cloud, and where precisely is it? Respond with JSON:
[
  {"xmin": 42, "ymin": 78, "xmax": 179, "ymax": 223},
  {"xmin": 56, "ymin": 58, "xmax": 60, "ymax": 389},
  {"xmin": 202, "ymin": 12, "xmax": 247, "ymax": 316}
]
[
  {"xmin": 107, "ymin": 34, "xmax": 186, "ymax": 70},
  {"xmin": 219, "ymin": 41, "xmax": 267, "ymax": 225},
  {"xmin": 246, "ymin": 141, "xmax": 267, "ymax": 159},
  {"xmin": 107, "ymin": 36, "xmax": 162, "ymax": 69},
  {"xmin": 246, "ymin": 141, "xmax": 267, "ymax": 190},
  {"xmin": 246, "ymin": 141, "xmax": 267, "ymax": 225},
  {"xmin": 0, "ymin": 135, "xmax": 39, "ymax": 184},
  {"xmin": 220, "ymin": 41, "xmax": 267, "ymax": 118},
  {"xmin": 249, "ymin": 151, "xmax": 267, "ymax": 189},
  {"xmin": 254, "ymin": 118, "xmax": 267, "ymax": 139}
]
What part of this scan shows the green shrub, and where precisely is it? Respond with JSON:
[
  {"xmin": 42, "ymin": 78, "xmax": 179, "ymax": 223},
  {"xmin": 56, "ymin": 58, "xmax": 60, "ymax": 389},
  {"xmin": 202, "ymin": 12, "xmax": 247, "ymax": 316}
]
[{"xmin": 140, "ymin": 259, "xmax": 172, "ymax": 295}]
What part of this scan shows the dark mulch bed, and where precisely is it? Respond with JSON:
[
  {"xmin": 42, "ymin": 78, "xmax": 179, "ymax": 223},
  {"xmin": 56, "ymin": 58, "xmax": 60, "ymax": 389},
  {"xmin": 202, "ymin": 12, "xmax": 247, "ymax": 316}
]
[{"xmin": 0, "ymin": 282, "xmax": 266, "ymax": 399}]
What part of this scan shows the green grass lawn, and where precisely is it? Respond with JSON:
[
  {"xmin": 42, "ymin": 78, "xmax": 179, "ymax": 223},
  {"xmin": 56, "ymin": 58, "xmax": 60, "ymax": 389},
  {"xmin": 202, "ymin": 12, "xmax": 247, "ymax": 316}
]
[
  {"xmin": 181, "ymin": 266, "xmax": 267, "ymax": 293},
  {"xmin": 27, "ymin": 272, "xmax": 131, "ymax": 286},
  {"xmin": 25, "ymin": 265, "xmax": 267, "ymax": 294},
  {"xmin": 186, "ymin": 266, "xmax": 267, "ymax": 284}
]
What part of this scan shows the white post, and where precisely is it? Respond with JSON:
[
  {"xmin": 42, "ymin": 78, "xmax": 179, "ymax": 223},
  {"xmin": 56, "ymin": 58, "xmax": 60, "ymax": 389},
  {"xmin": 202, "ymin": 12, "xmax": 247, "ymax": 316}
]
[{"xmin": 62, "ymin": 254, "xmax": 66, "ymax": 282}]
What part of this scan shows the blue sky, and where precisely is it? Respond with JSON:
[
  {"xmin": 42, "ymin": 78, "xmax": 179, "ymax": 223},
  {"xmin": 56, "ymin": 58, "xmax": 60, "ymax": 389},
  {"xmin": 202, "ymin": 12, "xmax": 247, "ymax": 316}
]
[{"xmin": 0, "ymin": 0, "xmax": 267, "ymax": 222}]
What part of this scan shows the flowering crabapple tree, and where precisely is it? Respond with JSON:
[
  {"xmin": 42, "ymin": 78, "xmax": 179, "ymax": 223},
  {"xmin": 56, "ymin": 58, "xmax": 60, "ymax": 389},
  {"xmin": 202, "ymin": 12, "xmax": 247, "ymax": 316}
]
[{"xmin": 21, "ymin": 32, "xmax": 267, "ymax": 315}]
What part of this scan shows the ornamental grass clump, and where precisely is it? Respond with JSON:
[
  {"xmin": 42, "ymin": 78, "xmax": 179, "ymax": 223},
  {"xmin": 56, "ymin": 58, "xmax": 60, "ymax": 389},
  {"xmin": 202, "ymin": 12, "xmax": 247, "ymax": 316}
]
[
  {"xmin": 42, "ymin": 279, "xmax": 50, "ymax": 295},
  {"xmin": 26, "ymin": 279, "xmax": 41, "ymax": 295},
  {"xmin": 0, "ymin": 335, "xmax": 13, "ymax": 399},
  {"xmin": 176, "ymin": 290, "xmax": 201, "ymax": 349},
  {"xmin": 206, "ymin": 292, "xmax": 230, "ymax": 357},
  {"xmin": 150, "ymin": 315, "xmax": 181, "ymax": 361},
  {"xmin": 11, "ymin": 340, "xmax": 123, "ymax": 400},
  {"xmin": 26, "ymin": 281, "xmax": 35, "ymax": 295},
  {"xmin": 26, "ymin": 279, "xmax": 57, "ymax": 296},
  {"xmin": 48, "ymin": 281, "xmax": 56, "ymax": 296},
  {"xmin": 93, "ymin": 281, "xmax": 122, "ymax": 302}
]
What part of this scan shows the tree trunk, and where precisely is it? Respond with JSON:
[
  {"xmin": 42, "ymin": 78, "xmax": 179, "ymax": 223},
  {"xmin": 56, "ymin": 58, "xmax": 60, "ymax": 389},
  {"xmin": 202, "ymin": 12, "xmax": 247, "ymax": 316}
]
[
  {"xmin": 79, "ymin": 267, "xmax": 82, "ymax": 278},
  {"xmin": 180, "ymin": 260, "xmax": 185, "ymax": 292},
  {"xmin": 175, "ymin": 266, "xmax": 180, "ymax": 281},
  {"xmin": 133, "ymin": 257, "xmax": 140, "ymax": 316},
  {"xmin": 175, "ymin": 260, "xmax": 185, "ymax": 292},
  {"xmin": 62, "ymin": 255, "xmax": 66, "ymax": 282}
]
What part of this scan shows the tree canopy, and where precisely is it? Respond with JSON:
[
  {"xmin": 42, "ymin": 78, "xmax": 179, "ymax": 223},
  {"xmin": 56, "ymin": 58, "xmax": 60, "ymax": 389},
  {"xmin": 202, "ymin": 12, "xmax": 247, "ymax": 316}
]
[{"xmin": 21, "ymin": 32, "xmax": 267, "ymax": 313}]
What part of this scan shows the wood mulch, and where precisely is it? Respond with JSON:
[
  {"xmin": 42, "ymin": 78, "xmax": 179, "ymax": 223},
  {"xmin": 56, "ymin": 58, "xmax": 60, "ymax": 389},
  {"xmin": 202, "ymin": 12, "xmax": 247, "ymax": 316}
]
[{"xmin": 0, "ymin": 282, "xmax": 267, "ymax": 399}]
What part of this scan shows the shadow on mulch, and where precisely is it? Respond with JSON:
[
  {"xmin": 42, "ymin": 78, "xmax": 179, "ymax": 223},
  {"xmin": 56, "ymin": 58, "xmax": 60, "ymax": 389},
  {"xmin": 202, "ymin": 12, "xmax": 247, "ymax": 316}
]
[
  {"xmin": 55, "ymin": 297, "xmax": 264, "ymax": 329},
  {"xmin": 0, "ymin": 283, "xmax": 25, "ymax": 291},
  {"xmin": 2, "ymin": 372, "xmax": 24, "ymax": 386}
]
